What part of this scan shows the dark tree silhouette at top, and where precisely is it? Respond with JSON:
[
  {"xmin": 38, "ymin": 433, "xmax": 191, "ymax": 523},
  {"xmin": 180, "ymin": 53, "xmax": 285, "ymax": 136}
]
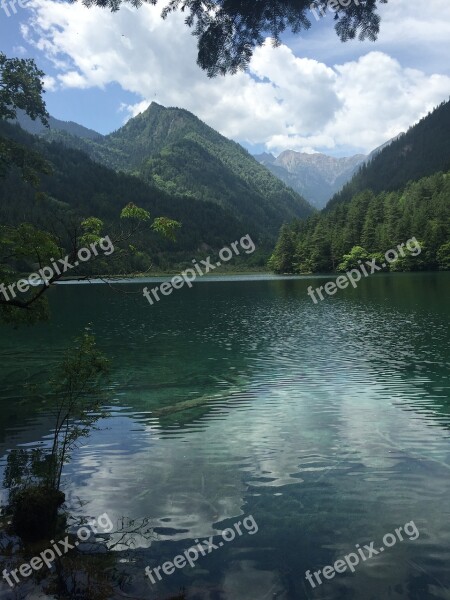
[{"xmin": 77, "ymin": 0, "xmax": 388, "ymax": 76}]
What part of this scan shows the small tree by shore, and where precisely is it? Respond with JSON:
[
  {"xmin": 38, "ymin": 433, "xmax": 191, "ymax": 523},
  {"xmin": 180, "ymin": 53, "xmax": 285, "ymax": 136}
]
[{"xmin": 3, "ymin": 329, "xmax": 109, "ymax": 541}]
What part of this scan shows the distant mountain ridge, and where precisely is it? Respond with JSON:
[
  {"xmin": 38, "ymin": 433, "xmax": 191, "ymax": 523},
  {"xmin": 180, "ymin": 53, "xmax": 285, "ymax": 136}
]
[
  {"xmin": 328, "ymin": 99, "xmax": 450, "ymax": 208},
  {"xmin": 14, "ymin": 110, "xmax": 103, "ymax": 140},
  {"xmin": 254, "ymin": 150, "xmax": 366, "ymax": 209},
  {"xmin": 18, "ymin": 102, "xmax": 313, "ymax": 238},
  {"xmin": 269, "ymin": 98, "xmax": 450, "ymax": 274}
]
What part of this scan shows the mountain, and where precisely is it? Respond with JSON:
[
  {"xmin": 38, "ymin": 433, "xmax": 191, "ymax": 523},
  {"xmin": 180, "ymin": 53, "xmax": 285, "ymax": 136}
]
[
  {"xmin": 328, "ymin": 98, "xmax": 450, "ymax": 208},
  {"xmin": 254, "ymin": 150, "xmax": 366, "ymax": 209},
  {"xmin": 0, "ymin": 120, "xmax": 257, "ymax": 272},
  {"xmin": 27, "ymin": 103, "xmax": 313, "ymax": 238},
  {"xmin": 269, "ymin": 99, "xmax": 450, "ymax": 274},
  {"xmin": 14, "ymin": 110, "xmax": 103, "ymax": 140},
  {"xmin": 365, "ymin": 134, "xmax": 404, "ymax": 162}
]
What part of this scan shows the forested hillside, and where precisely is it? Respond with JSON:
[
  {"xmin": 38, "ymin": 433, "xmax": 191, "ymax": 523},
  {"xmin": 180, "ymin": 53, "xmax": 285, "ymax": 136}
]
[
  {"xmin": 269, "ymin": 171, "xmax": 450, "ymax": 273},
  {"xmin": 0, "ymin": 121, "xmax": 261, "ymax": 272},
  {"xmin": 329, "ymin": 99, "xmax": 450, "ymax": 208},
  {"xmin": 270, "ymin": 100, "xmax": 450, "ymax": 274},
  {"xmin": 27, "ymin": 102, "xmax": 313, "ymax": 236}
]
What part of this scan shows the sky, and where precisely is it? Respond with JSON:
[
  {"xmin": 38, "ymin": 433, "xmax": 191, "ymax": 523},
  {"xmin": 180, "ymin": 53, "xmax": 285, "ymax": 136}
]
[{"xmin": 1, "ymin": 0, "xmax": 450, "ymax": 157}]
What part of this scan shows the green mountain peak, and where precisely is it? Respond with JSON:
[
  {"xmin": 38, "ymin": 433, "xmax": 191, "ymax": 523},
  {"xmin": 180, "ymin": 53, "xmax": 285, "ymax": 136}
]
[{"xmin": 24, "ymin": 102, "xmax": 314, "ymax": 238}]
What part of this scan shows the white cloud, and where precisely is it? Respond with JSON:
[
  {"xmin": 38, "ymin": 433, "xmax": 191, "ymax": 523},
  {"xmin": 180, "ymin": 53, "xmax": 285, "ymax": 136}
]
[
  {"xmin": 12, "ymin": 45, "xmax": 27, "ymax": 55},
  {"xmin": 376, "ymin": 0, "xmax": 450, "ymax": 51},
  {"xmin": 328, "ymin": 52, "xmax": 450, "ymax": 151},
  {"xmin": 288, "ymin": 0, "xmax": 450, "ymax": 75},
  {"xmin": 57, "ymin": 70, "xmax": 89, "ymax": 88},
  {"xmin": 42, "ymin": 74, "xmax": 57, "ymax": 91},
  {"xmin": 22, "ymin": 0, "xmax": 450, "ymax": 155}
]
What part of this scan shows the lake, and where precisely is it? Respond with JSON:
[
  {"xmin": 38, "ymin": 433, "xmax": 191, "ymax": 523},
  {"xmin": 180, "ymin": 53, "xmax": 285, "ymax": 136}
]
[{"xmin": 1, "ymin": 273, "xmax": 450, "ymax": 599}]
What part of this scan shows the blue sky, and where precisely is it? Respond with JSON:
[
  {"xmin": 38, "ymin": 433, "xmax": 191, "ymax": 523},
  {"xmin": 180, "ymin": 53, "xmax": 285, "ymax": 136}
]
[
  {"xmin": 1, "ymin": 7, "xmax": 141, "ymax": 133},
  {"xmin": 1, "ymin": 0, "xmax": 450, "ymax": 156}
]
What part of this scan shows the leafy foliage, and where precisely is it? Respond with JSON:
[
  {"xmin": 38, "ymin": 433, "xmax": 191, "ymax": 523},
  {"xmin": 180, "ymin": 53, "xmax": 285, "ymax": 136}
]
[
  {"xmin": 120, "ymin": 202, "xmax": 151, "ymax": 221},
  {"xmin": 80, "ymin": 216, "xmax": 105, "ymax": 245},
  {"xmin": 151, "ymin": 216, "xmax": 182, "ymax": 241},
  {"xmin": 77, "ymin": 0, "xmax": 388, "ymax": 76},
  {"xmin": 0, "ymin": 53, "xmax": 51, "ymax": 185},
  {"xmin": 48, "ymin": 331, "xmax": 109, "ymax": 490},
  {"xmin": 0, "ymin": 53, "xmax": 48, "ymax": 123},
  {"xmin": 0, "ymin": 223, "xmax": 60, "ymax": 324},
  {"xmin": 337, "ymin": 245, "xmax": 371, "ymax": 272},
  {"xmin": 3, "ymin": 331, "xmax": 109, "ymax": 540},
  {"xmin": 4, "ymin": 331, "xmax": 109, "ymax": 497}
]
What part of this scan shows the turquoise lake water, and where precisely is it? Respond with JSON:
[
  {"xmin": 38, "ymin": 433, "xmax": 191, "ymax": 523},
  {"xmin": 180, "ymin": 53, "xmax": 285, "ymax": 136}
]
[{"xmin": 0, "ymin": 273, "xmax": 449, "ymax": 599}]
